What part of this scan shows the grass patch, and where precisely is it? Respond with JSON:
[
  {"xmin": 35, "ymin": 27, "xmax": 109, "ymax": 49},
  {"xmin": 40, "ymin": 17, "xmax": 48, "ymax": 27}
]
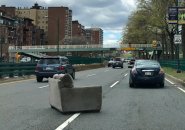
[{"xmin": 163, "ymin": 67, "xmax": 185, "ymax": 82}]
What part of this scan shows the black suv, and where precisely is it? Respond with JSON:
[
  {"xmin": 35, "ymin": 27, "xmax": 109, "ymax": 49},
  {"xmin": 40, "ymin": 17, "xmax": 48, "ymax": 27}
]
[
  {"xmin": 112, "ymin": 57, "xmax": 123, "ymax": 68},
  {"xmin": 35, "ymin": 56, "xmax": 75, "ymax": 82}
]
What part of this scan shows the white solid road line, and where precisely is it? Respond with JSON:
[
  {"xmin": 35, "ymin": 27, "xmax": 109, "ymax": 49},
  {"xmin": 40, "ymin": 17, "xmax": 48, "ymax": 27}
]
[
  {"xmin": 55, "ymin": 113, "xmax": 81, "ymax": 130},
  {"xmin": 0, "ymin": 78, "xmax": 34, "ymax": 86},
  {"xmin": 39, "ymin": 85, "xmax": 49, "ymax": 88},
  {"xmin": 87, "ymin": 74, "xmax": 96, "ymax": 77},
  {"xmin": 165, "ymin": 78, "xmax": 175, "ymax": 85},
  {"xmin": 110, "ymin": 81, "xmax": 119, "ymax": 88},
  {"xmin": 124, "ymin": 73, "xmax": 128, "ymax": 77},
  {"xmin": 177, "ymin": 87, "xmax": 185, "ymax": 93}
]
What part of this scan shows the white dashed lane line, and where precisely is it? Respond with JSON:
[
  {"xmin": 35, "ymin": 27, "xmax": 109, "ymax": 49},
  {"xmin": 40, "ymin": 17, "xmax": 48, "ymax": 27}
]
[
  {"xmin": 39, "ymin": 85, "xmax": 49, "ymax": 89},
  {"xmin": 124, "ymin": 73, "xmax": 128, "ymax": 77},
  {"xmin": 87, "ymin": 74, "xmax": 96, "ymax": 77},
  {"xmin": 55, "ymin": 113, "xmax": 81, "ymax": 130},
  {"xmin": 110, "ymin": 81, "xmax": 119, "ymax": 88}
]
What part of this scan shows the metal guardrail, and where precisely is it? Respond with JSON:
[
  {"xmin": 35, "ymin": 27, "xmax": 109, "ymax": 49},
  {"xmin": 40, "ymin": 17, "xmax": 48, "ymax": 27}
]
[
  {"xmin": 0, "ymin": 57, "xmax": 104, "ymax": 78},
  {"xmin": 159, "ymin": 59, "xmax": 185, "ymax": 71},
  {"xmin": 0, "ymin": 63, "xmax": 36, "ymax": 78}
]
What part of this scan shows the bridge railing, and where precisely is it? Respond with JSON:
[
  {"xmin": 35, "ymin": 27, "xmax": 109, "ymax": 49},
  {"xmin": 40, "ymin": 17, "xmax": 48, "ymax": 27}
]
[
  {"xmin": 9, "ymin": 44, "xmax": 105, "ymax": 51},
  {"xmin": 9, "ymin": 44, "xmax": 153, "ymax": 51},
  {"xmin": 120, "ymin": 44, "xmax": 152, "ymax": 48}
]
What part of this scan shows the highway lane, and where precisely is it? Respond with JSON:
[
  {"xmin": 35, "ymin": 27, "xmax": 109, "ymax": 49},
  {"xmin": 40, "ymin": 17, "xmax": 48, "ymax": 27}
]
[
  {"xmin": 0, "ymin": 66, "xmax": 127, "ymax": 130},
  {"xmin": 1, "ymin": 66, "xmax": 185, "ymax": 130}
]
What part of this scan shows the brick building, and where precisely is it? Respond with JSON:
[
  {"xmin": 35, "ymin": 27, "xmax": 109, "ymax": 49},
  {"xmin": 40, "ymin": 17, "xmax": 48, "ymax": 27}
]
[
  {"xmin": 0, "ymin": 5, "xmax": 15, "ymax": 17},
  {"xmin": 85, "ymin": 28, "xmax": 103, "ymax": 45},
  {"xmin": 16, "ymin": 3, "xmax": 48, "ymax": 32},
  {"xmin": 48, "ymin": 7, "xmax": 72, "ymax": 45},
  {"xmin": 72, "ymin": 20, "xmax": 86, "ymax": 45}
]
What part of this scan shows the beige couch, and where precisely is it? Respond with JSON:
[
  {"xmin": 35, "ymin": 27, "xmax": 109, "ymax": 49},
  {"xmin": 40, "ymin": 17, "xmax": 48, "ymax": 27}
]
[{"xmin": 49, "ymin": 74, "xmax": 102, "ymax": 113}]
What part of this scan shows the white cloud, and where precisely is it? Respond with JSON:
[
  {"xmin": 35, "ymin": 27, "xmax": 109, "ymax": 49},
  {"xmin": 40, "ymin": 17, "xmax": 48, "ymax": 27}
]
[{"xmin": 0, "ymin": 0, "xmax": 136, "ymax": 47}]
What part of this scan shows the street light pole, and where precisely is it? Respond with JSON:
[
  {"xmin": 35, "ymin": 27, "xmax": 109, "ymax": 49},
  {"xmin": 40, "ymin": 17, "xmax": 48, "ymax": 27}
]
[
  {"xmin": 176, "ymin": 0, "xmax": 181, "ymax": 73},
  {"xmin": 57, "ymin": 17, "xmax": 59, "ymax": 55}
]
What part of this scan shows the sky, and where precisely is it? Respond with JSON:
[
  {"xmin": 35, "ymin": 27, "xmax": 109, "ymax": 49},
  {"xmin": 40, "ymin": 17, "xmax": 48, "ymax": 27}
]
[{"xmin": 0, "ymin": 0, "xmax": 137, "ymax": 48}]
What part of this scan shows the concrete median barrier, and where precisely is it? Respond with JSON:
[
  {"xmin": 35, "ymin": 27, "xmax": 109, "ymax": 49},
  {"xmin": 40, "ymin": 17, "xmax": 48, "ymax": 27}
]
[{"xmin": 49, "ymin": 74, "xmax": 102, "ymax": 113}]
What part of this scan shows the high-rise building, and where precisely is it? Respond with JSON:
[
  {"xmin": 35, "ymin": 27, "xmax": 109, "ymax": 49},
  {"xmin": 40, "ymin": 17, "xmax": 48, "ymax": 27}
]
[
  {"xmin": 48, "ymin": 7, "xmax": 72, "ymax": 45},
  {"xmin": 0, "ymin": 5, "xmax": 15, "ymax": 17},
  {"xmin": 85, "ymin": 28, "xmax": 103, "ymax": 45},
  {"xmin": 16, "ymin": 3, "xmax": 48, "ymax": 32},
  {"xmin": 72, "ymin": 20, "xmax": 85, "ymax": 37},
  {"xmin": 72, "ymin": 20, "xmax": 85, "ymax": 44}
]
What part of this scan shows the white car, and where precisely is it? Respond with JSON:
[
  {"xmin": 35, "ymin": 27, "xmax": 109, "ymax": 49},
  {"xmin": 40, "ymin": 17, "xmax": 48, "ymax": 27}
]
[
  {"xmin": 20, "ymin": 57, "xmax": 31, "ymax": 62},
  {"xmin": 108, "ymin": 58, "xmax": 115, "ymax": 67}
]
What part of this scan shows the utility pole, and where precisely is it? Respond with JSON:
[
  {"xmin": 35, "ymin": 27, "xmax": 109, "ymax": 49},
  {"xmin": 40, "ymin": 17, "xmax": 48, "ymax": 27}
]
[
  {"xmin": 176, "ymin": 0, "xmax": 181, "ymax": 73},
  {"xmin": 57, "ymin": 17, "xmax": 59, "ymax": 56}
]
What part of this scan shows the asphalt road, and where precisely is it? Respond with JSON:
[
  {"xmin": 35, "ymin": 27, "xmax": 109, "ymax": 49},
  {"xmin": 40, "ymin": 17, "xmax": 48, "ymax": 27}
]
[{"xmin": 1, "ymin": 65, "xmax": 185, "ymax": 130}]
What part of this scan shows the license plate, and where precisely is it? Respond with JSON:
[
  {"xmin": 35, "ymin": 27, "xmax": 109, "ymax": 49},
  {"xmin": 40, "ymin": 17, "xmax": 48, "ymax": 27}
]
[
  {"xmin": 145, "ymin": 72, "xmax": 152, "ymax": 76},
  {"xmin": 46, "ymin": 67, "xmax": 53, "ymax": 70}
]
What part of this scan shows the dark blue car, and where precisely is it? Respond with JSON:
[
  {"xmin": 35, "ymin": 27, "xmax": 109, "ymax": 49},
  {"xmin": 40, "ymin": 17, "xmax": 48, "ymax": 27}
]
[
  {"xmin": 129, "ymin": 60, "xmax": 165, "ymax": 87},
  {"xmin": 35, "ymin": 56, "xmax": 75, "ymax": 82}
]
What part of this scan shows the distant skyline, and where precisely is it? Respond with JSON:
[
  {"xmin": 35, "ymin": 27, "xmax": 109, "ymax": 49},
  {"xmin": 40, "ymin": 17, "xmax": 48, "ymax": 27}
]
[{"xmin": 0, "ymin": 0, "xmax": 137, "ymax": 47}]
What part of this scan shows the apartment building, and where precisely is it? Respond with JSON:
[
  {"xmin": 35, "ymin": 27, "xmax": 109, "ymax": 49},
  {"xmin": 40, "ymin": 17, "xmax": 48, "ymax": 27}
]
[
  {"xmin": 0, "ymin": 5, "xmax": 15, "ymax": 17},
  {"xmin": 85, "ymin": 28, "xmax": 103, "ymax": 45},
  {"xmin": 72, "ymin": 20, "xmax": 86, "ymax": 44},
  {"xmin": 16, "ymin": 3, "xmax": 48, "ymax": 32},
  {"xmin": 48, "ymin": 7, "xmax": 72, "ymax": 45}
]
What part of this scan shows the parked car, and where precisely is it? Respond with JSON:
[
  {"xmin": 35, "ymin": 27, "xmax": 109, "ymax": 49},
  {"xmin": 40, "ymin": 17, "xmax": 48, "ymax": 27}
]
[
  {"xmin": 129, "ymin": 60, "xmax": 165, "ymax": 87},
  {"xmin": 108, "ymin": 58, "xmax": 115, "ymax": 67},
  {"xmin": 128, "ymin": 58, "xmax": 135, "ymax": 68},
  {"xmin": 35, "ymin": 56, "xmax": 75, "ymax": 82},
  {"xmin": 112, "ymin": 57, "xmax": 123, "ymax": 68}
]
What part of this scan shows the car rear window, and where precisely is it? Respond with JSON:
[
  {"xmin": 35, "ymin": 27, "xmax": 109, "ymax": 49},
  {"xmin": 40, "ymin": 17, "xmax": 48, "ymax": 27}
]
[
  {"xmin": 115, "ymin": 58, "xmax": 121, "ymax": 61},
  {"xmin": 38, "ymin": 58, "xmax": 60, "ymax": 64}
]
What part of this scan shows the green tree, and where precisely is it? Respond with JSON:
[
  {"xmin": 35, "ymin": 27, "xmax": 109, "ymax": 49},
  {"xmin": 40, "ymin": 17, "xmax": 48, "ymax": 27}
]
[{"xmin": 123, "ymin": 0, "xmax": 178, "ymax": 59}]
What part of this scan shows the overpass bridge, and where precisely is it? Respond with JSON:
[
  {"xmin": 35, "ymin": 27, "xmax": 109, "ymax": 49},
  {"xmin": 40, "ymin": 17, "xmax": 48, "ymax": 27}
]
[{"xmin": 8, "ymin": 44, "xmax": 162, "ymax": 58}]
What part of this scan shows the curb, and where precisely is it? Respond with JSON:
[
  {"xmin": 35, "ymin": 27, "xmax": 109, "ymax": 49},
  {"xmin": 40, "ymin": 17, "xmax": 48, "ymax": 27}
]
[{"xmin": 165, "ymin": 73, "xmax": 185, "ymax": 87}]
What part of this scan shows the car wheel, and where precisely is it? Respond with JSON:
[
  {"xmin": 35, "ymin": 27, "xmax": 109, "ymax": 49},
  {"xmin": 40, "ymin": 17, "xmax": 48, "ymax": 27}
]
[
  {"xmin": 71, "ymin": 71, "xmax": 75, "ymax": 79},
  {"xmin": 121, "ymin": 66, "xmax": 123, "ymax": 68},
  {"xmin": 129, "ymin": 75, "xmax": 134, "ymax": 87},
  {"xmin": 37, "ymin": 76, "xmax": 43, "ymax": 82},
  {"xmin": 160, "ymin": 83, "xmax": 164, "ymax": 88}
]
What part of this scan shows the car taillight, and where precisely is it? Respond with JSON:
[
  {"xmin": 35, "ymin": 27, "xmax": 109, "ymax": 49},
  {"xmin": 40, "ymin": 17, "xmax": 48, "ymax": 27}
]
[
  {"xmin": 58, "ymin": 66, "xmax": 65, "ymax": 70},
  {"xmin": 159, "ymin": 68, "xmax": 164, "ymax": 74},
  {"xmin": 35, "ymin": 66, "xmax": 40, "ymax": 71},
  {"xmin": 132, "ymin": 67, "xmax": 137, "ymax": 75}
]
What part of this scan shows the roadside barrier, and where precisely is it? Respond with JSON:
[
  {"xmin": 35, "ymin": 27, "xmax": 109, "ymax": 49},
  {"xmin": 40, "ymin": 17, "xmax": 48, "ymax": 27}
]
[{"xmin": 0, "ymin": 63, "xmax": 105, "ymax": 79}]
